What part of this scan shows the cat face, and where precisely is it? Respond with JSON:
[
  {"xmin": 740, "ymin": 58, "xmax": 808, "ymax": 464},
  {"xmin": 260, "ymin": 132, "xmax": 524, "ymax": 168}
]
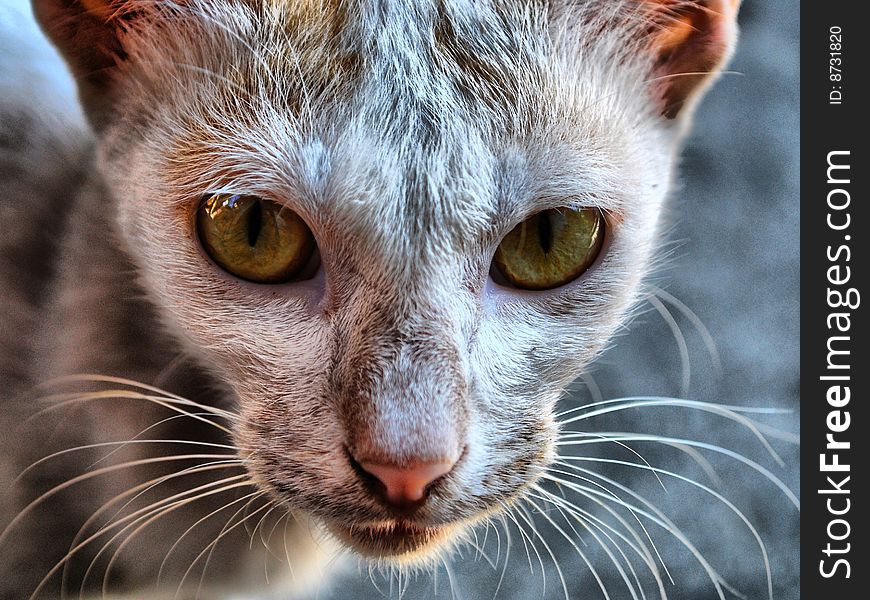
[{"xmin": 36, "ymin": 0, "xmax": 738, "ymax": 562}]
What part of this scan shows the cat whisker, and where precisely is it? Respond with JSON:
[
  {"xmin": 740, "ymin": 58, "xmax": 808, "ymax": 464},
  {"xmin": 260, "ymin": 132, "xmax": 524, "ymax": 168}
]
[
  {"xmin": 259, "ymin": 505, "xmax": 292, "ymax": 564},
  {"xmin": 249, "ymin": 503, "xmax": 280, "ymax": 551},
  {"xmin": 648, "ymin": 286, "xmax": 722, "ymax": 375},
  {"xmin": 557, "ymin": 431, "xmax": 667, "ymax": 491},
  {"xmin": 366, "ymin": 560, "xmax": 385, "ymax": 598},
  {"xmin": 646, "ymin": 294, "xmax": 691, "ymax": 397},
  {"xmin": 26, "ymin": 477, "xmax": 253, "ymax": 600},
  {"xmin": 60, "ymin": 461, "xmax": 246, "ymax": 599},
  {"xmin": 257, "ymin": 508, "xmax": 292, "ymax": 585},
  {"xmin": 525, "ymin": 494, "xmax": 621, "ymax": 600},
  {"xmin": 90, "ymin": 414, "xmax": 239, "ymax": 469},
  {"xmin": 554, "ymin": 395, "xmax": 788, "ymax": 420},
  {"xmin": 174, "ymin": 500, "xmax": 275, "ymax": 600},
  {"xmin": 101, "ymin": 489, "xmax": 266, "ymax": 599},
  {"xmin": 545, "ymin": 464, "xmax": 744, "ymax": 600},
  {"xmin": 465, "ymin": 532, "xmax": 497, "ymax": 572},
  {"xmin": 37, "ymin": 374, "xmax": 239, "ymax": 420},
  {"xmin": 544, "ymin": 464, "xmax": 674, "ymax": 586},
  {"xmin": 81, "ymin": 479, "xmax": 255, "ymax": 598},
  {"xmin": 555, "ymin": 396, "xmax": 790, "ymax": 466},
  {"xmin": 541, "ymin": 494, "xmax": 647, "ymax": 600},
  {"xmin": 561, "ymin": 429, "xmax": 722, "ymax": 488},
  {"xmin": 496, "ymin": 503, "xmax": 532, "ymax": 578},
  {"xmin": 101, "ymin": 460, "xmax": 247, "ymax": 539},
  {"xmin": 478, "ymin": 517, "xmax": 492, "ymax": 564},
  {"xmin": 441, "ymin": 556, "xmax": 460, "ymax": 600},
  {"xmin": 16, "ymin": 437, "xmax": 239, "ymax": 485},
  {"xmin": 29, "ymin": 388, "xmax": 236, "ymax": 434},
  {"xmin": 489, "ymin": 513, "xmax": 511, "ymax": 600},
  {"xmin": 532, "ymin": 485, "xmax": 661, "ymax": 600},
  {"xmin": 547, "ymin": 466, "xmax": 678, "ymax": 536},
  {"xmin": 397, "ymin": 562, "xmax": 410, "ymax": 599},
  {"xmin": 557, "ymin": 432, "xmax": 799, "ymax": 508},
  {"xmin": 280, "ymin": 510, "xmax": 297, "ymax": 583},
  {"xmin": 560, "ymin": 456, "xmax": 775, "ymax": 599},
  {"xmin": 645, "ymin": 69, "xmax": 745, "ymax": 85},
  {"xmin": 543, "ymin": 469, "xmax": 725, "ymax": 598},
  {"xmin": 751, "ymin": 423, "xmax": 801, "ymax": 445},
  {"xmin": 155, "ymin": 489, "xmax": 265, "ymax": 586},
  {"xmin": 515, "ymin": 502, "xmax": 571, "ymax": 600},
  {"xmin": 1, "ymin": 453, "xmax": 241, "ymax": 550},
  {"xmin": 84, "ymin": 479, "xmax": 255, "ymax": 599},
  {"xmin": 194, "ymin": 492, "xmax": 273, "ymax": 600},
  {"xmin": 529, "ymin": 491, "xmax": 589, "ymax": 552},
  {"xmin": 513, "ymin": 504, "xmax": 550, "ymax": 596}
]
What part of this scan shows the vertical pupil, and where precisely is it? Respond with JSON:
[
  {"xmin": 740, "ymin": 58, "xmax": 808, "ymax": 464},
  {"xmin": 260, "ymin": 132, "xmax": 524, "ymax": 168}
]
[
  {"xmin": 247, "ymin": 200, "xmax": 263, "ymax": 247},
  {"xmin": 537, "ymin": 211, "xmax": 553, "ymax": 254}
]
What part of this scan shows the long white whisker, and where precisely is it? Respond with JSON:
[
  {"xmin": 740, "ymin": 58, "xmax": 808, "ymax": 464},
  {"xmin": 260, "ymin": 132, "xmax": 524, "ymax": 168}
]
[
  {"xmin": 544, "ymin": 468, "xmax": 669, "ymax": 588},
  {"xmin": 156, "ymin": 490, "xmax": 265, "ymax": 585},
  {"xmin": 490, "ymin": 514, "xmax": 511, "ymax": 600},
  {"xmin": 555, "ymin": 396, "xmax": 789, "ymax": 419},
  {"xmin": 546, "ymin": 464, "xmax": 675, "ymax": 586},
  {"xmin": 560, "ymin": 431, "xmax": 722, "ymax": 486},
  {"xmin": 516, "ymin": 503, "xmax": 568, "ymax": 600},
  {"xmin": 499, "ymin": 502, "xmax": 535, "ymax": 575},
  {"xmin": 30, "ymin": 390, "xmax": 234, "ymax": 435},
  {"xmin": 103, "ymin": 489, "xmax": 266, "ymax": 598},
  {"xmin": 649, "ymin": 286, "xmax": 722, "ymax": 374},
  {"xmin": 174, "ymin": 501, "xmax": 273, "ymax": 600},
  {"xmin": 557, "ymin": 397, "xmax": 787, "ymax": 466},
  {"xmin": 533, "ymin": 486, "xmax": 657, "ymax": 600},
  {"xmin": 558, "ymin": 434, "xmax": 799, "ymax": 508},
  {"xmin": 558, "ymin": 431, "xmax": 667, "ymax": 491},
  {"xmin": 60, "ymin": 461, "xmax": 243, "ymax": 597},
  {"xmin": 37, "ymin": 374, "xmax": 239, "ymax": 421},
  {"xmin": 548, "ymin": 464, "xmax": 738, "ymax": 599},
  {"xmin": 561, "ymin": 456, "xmax": 774, "ymax": 599},
  {"xmin": 441, "ymin": 555, "xmax": 461, "ymax": 600},
  {"xmin": 17, "ymin": 438, "xmax": 238, "ymax": 485},
  {"xmin": 27, "ymin": 478, "xmax": 251, "ymax": 600},
  {"xmin": 647, "ymin": 294, "xmax": 691, "ymax": 397},
  {"xmin": 196, "ymin": 493, "xmax": 273, "ymax": 599},
  {"xmin": 82, "ymin": 479, "xmax": 255, "ymax": 598},
  {"xmin": 1, "ymin": 454, "xmax": 240, "ymax": 548},
  {"xmin": 524, "ymin": 495, "xmax": 608, "ymax": 600}
]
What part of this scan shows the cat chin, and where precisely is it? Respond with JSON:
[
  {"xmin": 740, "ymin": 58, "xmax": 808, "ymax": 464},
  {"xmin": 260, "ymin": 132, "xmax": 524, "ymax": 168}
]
[{"xmin": 325, "ymin": 519, "xmax": 462, "ymax": 565}]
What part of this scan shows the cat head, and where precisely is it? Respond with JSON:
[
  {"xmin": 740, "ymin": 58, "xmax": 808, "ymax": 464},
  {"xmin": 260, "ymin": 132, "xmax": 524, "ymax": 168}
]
[{"xmin": 34, "ymin": 0, "xmax": 740, "ymax": 562}]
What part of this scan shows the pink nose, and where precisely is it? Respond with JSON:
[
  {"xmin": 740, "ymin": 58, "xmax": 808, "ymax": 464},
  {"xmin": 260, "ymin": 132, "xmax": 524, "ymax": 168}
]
[{"xmin": 358, "ymin": 459, "xmax": 456, "ymax": 508}]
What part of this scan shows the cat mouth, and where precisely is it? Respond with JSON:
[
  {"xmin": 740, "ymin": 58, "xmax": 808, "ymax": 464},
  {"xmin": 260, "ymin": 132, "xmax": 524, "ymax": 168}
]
[{"xmin": 327, "ymin": 519, "xmax": 456, "ymax": 560}]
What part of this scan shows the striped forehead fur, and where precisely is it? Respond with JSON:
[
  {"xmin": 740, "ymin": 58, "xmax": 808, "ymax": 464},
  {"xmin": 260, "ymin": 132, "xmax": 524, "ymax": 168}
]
[{"xmin": 106, "ymin": 0, "xmax": 663, "ymax": 276}]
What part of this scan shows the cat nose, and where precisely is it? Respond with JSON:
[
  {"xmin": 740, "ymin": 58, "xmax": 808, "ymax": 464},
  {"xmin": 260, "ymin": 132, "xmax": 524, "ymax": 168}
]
[{"xmin": 357, "ymin": 459, "xmax": 456, "ymax": 509}]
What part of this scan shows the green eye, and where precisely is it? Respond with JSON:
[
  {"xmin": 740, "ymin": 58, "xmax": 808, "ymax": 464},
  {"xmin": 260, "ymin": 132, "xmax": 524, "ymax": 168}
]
[
  {"xmin": 493, "ymin": 207, "xmax": 605, "ymax": 290},
  {"xmin": 196, "ymin": 194, "xmax": 316, "ymax": 283}
]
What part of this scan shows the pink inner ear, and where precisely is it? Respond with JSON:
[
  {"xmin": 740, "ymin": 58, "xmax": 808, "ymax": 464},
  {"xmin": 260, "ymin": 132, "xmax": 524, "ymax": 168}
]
[
  {"xmin": 32, "ymin": 0, "xmax": 129, "ymax": 125},
  {"xmin": 648, "ymin": 0, "xmax": 740, "ymax": 119}
]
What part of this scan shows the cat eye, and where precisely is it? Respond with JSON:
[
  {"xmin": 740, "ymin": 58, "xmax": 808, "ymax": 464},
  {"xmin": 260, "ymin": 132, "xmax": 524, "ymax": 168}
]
[
  {"xmin": 196, "ymin": 194, "xmax": 316, "ymax": 283},
  {"xmin": 492, "ymin": 207, "xmax": 604, "ymax": 290}
]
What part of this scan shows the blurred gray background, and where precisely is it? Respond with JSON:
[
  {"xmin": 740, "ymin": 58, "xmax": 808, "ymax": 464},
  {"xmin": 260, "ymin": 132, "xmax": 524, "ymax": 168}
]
[{"xmin": 321, "ymin": 1, "xmax": 800, "ymax": 599}]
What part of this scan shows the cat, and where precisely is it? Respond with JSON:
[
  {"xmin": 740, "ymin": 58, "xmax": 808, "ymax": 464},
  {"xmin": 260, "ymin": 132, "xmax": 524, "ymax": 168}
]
[{"xmin": 0, "ymin": 1, "xmax": 793, "ymax": 599}]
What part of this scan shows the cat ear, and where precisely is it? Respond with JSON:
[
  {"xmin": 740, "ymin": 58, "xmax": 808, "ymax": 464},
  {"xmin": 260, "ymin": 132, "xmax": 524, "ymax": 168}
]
[
  {"xmin": 643, "ymin": 0, "xmax": 741, "ymax": 119},
  {"xmin": 31, "ymin": 0, "xmax": 137, "ymax": 125}
]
